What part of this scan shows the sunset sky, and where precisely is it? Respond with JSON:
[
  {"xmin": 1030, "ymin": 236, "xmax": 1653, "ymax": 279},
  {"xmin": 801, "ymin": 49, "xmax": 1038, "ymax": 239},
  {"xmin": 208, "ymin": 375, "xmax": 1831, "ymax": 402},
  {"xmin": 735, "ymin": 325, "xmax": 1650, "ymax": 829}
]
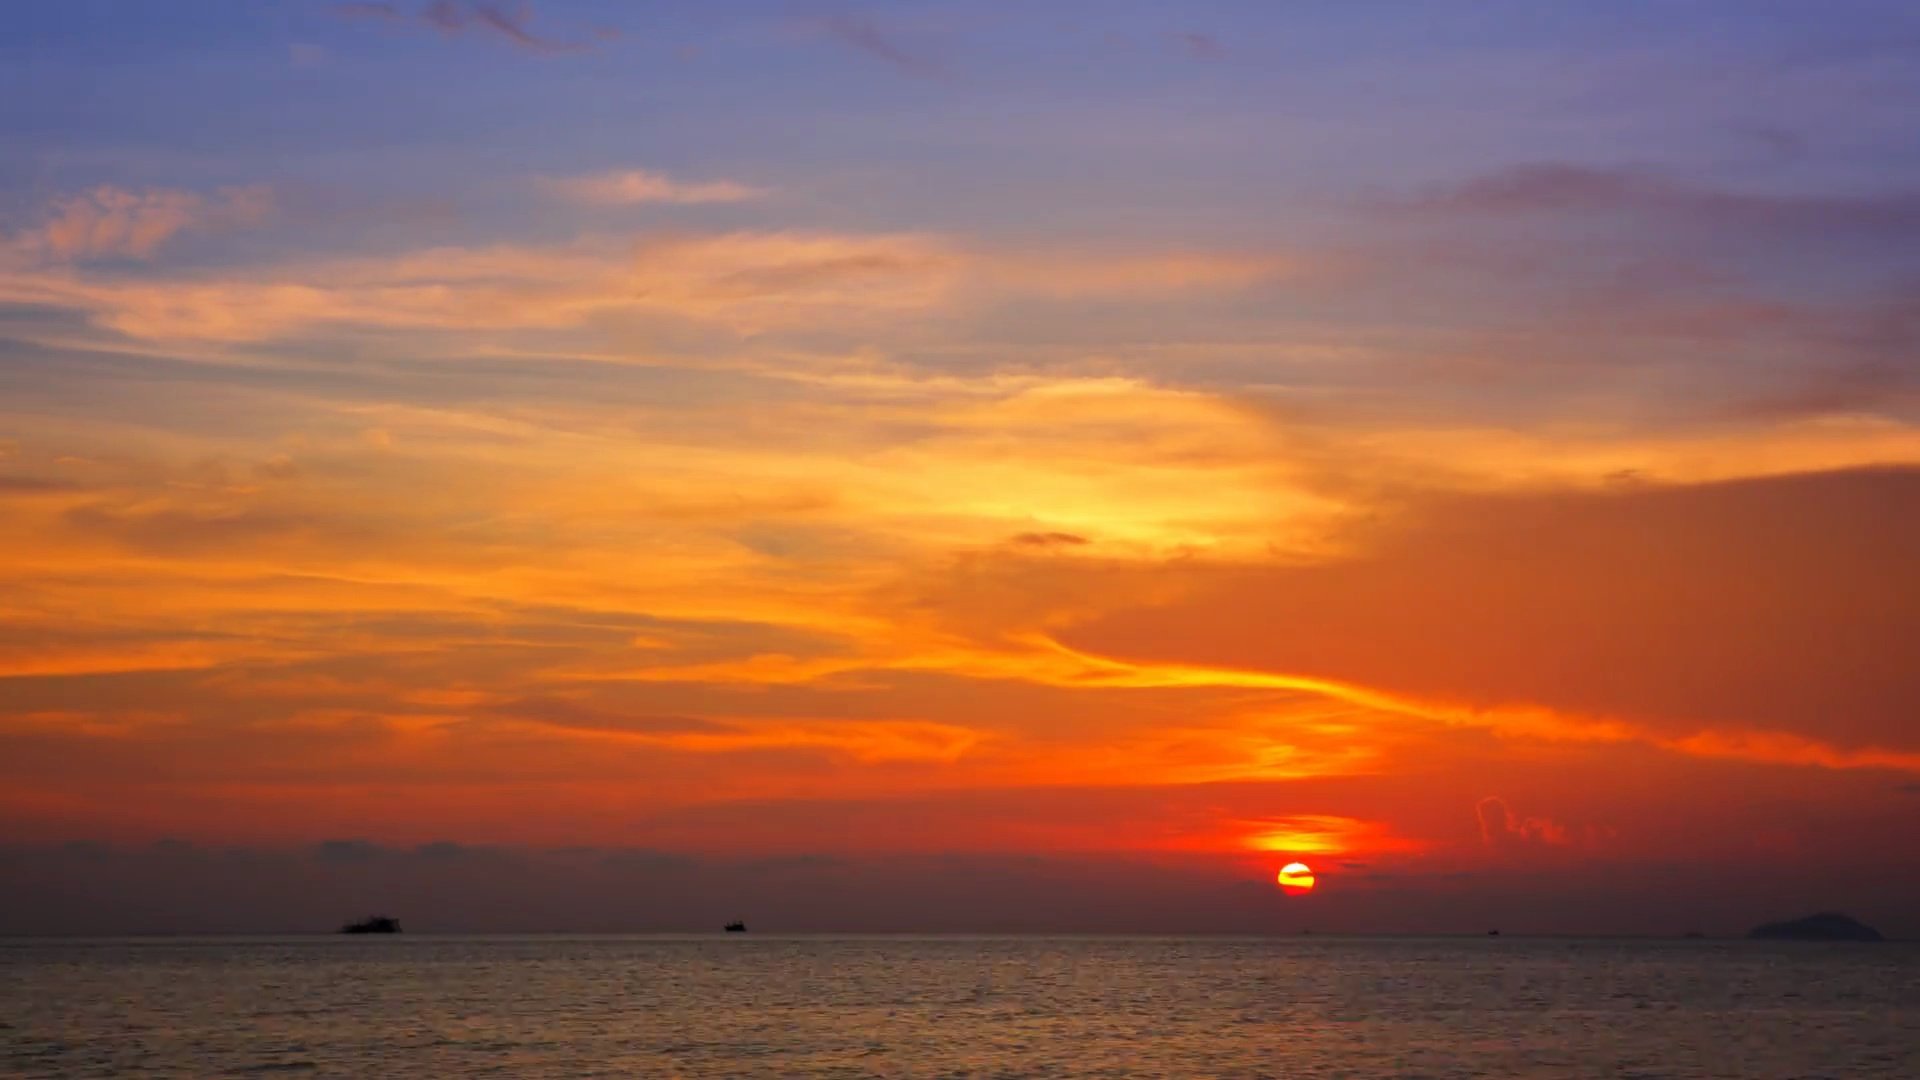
[{"xmin": 4, "ymin": 0, "xmax": 1919, "ymax": 935}]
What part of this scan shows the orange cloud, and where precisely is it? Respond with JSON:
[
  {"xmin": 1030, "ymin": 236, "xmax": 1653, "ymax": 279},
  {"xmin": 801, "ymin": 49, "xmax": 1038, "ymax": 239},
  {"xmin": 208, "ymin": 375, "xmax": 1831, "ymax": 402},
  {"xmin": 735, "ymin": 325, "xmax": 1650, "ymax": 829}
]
[
  {"xmin": 0, "ymin": 228, "xmax": 1283, "ymax": 345},
  {"xmin": 1240, "ymin": 814, "xmax": 1425, "ymax": 857},
  {"xmin": 13, "ymin": 184, "xmax": 272, "ymax": 262},
  {"xmin": 524, "ymin": 716, "xmax": 986, "ymax": 764},
  {"xmin": 0, "ymin": 638, "xmax": 284, "ymax": 679},
  {"xmin": 1056, "ymin": 467, "xmax": 1920, "ymax": 762},
  {"xmin": 4, "ymin": 311, "xmax": 1918, "ymax": 875}
]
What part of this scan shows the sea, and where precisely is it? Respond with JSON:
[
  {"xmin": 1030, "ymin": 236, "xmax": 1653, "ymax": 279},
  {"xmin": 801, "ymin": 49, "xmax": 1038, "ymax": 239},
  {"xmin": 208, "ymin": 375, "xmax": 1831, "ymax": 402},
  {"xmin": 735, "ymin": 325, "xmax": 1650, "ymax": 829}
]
[{"xmin": 3, "ymin": 935, "xmax": 1916, "ymax": 1078}]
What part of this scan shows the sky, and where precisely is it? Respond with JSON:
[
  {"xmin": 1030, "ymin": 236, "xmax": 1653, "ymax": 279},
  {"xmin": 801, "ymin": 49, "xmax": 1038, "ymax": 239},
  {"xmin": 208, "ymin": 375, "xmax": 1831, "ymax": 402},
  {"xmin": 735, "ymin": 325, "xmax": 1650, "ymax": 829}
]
[{"xmin": 3, "ymin": 0, "xmax": 1919, "ymax": 936}]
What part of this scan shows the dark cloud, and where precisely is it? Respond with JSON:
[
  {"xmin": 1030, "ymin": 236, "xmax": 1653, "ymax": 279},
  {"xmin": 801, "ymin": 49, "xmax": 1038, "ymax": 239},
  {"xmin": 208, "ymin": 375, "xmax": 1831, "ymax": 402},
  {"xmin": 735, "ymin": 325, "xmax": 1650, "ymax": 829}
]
[
  {"xmin": 806, "ymin": 13, "xmax": 944, "ymax": 77},
  {"xmin": 0, "ymin": 474, "xmax": 85, "ymax": 493},
  {"xmin": 1479, "ymin": 275, "xmax": 1917, "ymax": 418},
  {"xmin": 1010, "ymin": 531, "xmax": 1089, "ymax": 547},
  {"xmin": 741, "ymin": 852, "xmax": 844, "ymax": 871},
  {"xmin": 1737, "ymin": 124, "xmax": 1808, "ymax": 163},
  {"xmin": 61, "ymin": 503, "xmax": 334, "ymax": 555},
  {"xmin": 332, "ymin": 1, "xmax": 403, "ymax": 20},
  {"xmin": 462, "ymin": 3, "xmax": 580, "ymax": 53},
  {"xmin": 596, "ymin": 848, "xmax": 699, "ymax": 871},
  {"xmin": 1393, "ymin": 163, "xmax": 1920, "ymax": 237},
  {"xmin": 0, "ymin": 844, "xmax": 1295, "ymax": 934},
  {"xmin": 1730, "ymin": 353, "xmax": 1918, "ymax": 419},
  {"xmin": 313, "ymin": 838, "xmax": 382, "ymax": 863},
  {"xmin": 489, "ymin": 696, "xmax": 727, "ymax": 735},
  {"xmin": 1170, "ymin": 32, "xmax": 1225, "ymax": 61},
  {"xmin": 333, "ymin": 1, "xmax": 595, "ymax": 55},
  {"xmin": 421, "ymin": 0, "xmax": 465, "ymax": 32},
  {"xmin": 3, "ymin": 839, "xmax": 1916, "ymax": 937},
  {"xmin": 413, "ymin": 840, "xmax": 500, "ymax": 860}
]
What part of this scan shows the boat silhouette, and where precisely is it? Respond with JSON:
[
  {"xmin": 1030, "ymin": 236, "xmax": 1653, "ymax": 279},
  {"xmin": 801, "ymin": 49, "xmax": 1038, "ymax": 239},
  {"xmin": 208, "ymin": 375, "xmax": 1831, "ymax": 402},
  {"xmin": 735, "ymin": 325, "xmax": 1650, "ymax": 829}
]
[
  {"xmin": 723, "ymin": 921, "xmax": 746, "ymax": 933},
  {"xmin": 340, "ymin": 915, "xmax": 401, "ymax": 934}
]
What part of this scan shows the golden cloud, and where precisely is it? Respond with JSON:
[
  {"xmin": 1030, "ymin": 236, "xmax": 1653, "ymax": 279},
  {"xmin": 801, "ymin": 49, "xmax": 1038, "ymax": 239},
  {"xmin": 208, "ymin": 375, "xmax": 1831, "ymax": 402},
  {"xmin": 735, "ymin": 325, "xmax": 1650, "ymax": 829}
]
[{"xmin": 0, "ymin": 229, "xmax": 1282, "ymax": 343}]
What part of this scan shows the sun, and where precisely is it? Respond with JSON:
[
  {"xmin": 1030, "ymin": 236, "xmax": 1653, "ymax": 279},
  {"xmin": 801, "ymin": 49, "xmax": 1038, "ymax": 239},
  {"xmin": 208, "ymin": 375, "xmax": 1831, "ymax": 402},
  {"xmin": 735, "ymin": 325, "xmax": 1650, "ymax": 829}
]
[{"xmin": 1276, "ymin": 861, "xmax": 1316, "ymax": 896}]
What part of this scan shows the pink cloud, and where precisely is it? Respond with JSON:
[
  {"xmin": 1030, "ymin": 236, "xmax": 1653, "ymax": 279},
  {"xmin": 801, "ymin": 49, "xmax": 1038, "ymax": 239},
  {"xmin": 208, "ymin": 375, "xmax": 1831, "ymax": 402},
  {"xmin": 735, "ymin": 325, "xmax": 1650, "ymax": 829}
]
[
  {"xmin": 17, "ymin": 185, "xmax": 272, "ymax": 262},
  {"xmin": 541, "ymin": 168, "xmax": 767, "ymax": 206}
]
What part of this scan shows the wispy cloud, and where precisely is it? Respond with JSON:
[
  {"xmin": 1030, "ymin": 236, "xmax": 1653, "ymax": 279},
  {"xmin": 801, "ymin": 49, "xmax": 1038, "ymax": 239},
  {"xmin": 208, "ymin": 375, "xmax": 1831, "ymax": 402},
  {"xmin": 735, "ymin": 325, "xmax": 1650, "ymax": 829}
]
[
  {"xmin": 1010, "ymin": 531, "xmax": 1089, "ymax": 548},
  {"xmin": 9, "ymin": 185, "xmax": 272, "ymax": 262},
  {"xmin": 332, "ymin": 1, "xmax": 404, "ymax": 21},
  {"xmin": 541, "ymin": 168, "xmax": 768, "ymax": 206},
  {"xmin": 288, "ymin": 42, "xmax": 331, "ymax": 68},
  {"xmin": 806, "ymin": 13, "xmax": 944, "ymax": 77},
  {"xmin": 0, "ymin": 231, "xmax": 957, "ymax": 342},
  {"xmin": 1170, "ymin": 31, "xmax": 1225, "ymax": 61},
  {"xmin": 523, "ymin": 715, "xmax": 986, "ymax": 764},
  {"xmin": 1394, "ymin": 162, "xmax": 1920, "ymax": 235},
  {"xmin": 333, "ymin": 1, "xmax": 598, "ymax": 55},
  {"xmin": 0, "ymin": 231, "xmax": 1279, "ymax": 343},
  {"xmin": 1736, "ymin": 123, "xmax": 1807, "ymax": 163}
]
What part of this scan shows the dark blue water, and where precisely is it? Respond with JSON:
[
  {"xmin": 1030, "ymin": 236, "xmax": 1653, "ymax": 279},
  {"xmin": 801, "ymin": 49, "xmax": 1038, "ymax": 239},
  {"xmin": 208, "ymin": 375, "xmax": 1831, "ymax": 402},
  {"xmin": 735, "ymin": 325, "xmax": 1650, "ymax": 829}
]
[{"xmin": 4, "ymin": 935, "xmax": 1916, "ymax": 1077}]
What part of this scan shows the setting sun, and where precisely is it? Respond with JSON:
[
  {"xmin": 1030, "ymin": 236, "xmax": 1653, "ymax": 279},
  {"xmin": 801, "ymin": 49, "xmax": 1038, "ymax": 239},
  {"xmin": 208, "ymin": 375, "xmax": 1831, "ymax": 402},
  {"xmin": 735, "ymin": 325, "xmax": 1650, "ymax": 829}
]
[{"xmin": 1277, "ymin": 862, "xmax": 1317, "ymax": 896}]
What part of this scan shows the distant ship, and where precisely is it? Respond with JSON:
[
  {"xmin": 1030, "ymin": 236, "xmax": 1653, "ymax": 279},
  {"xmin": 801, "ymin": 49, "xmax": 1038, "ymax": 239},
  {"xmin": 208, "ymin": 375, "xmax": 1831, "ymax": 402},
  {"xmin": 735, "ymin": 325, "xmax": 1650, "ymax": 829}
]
[
  {"xmin": 723, "ymin": 921, "xmax": 747, "ymax": 933},
  {"xmin": 340, "ymin": 915, "xmax": 401, "ymax": 934}
]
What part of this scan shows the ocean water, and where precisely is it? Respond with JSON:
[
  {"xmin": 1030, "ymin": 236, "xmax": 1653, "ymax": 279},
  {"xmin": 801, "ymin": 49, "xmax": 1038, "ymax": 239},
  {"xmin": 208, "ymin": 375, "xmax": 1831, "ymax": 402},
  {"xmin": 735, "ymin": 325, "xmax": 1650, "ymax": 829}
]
[{"xmin": 3, "ymin": 936, "xmax": 1917, "ymax": 1078}]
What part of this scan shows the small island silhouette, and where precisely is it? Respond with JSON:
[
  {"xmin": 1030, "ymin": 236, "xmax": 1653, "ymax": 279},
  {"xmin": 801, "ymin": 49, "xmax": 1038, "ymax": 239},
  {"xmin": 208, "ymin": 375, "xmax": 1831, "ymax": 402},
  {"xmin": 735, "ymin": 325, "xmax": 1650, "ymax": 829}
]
[
  {"xmin": 1746, "ymin": 912, "xmax": 1883, "ymax": 942},
  {"xmin": 723, "ymin": 920, "xmax": 747, "ymax": 933},
  {"xmin": 339, "ymin": 915, "xmax": 401, "ymax": 934}
]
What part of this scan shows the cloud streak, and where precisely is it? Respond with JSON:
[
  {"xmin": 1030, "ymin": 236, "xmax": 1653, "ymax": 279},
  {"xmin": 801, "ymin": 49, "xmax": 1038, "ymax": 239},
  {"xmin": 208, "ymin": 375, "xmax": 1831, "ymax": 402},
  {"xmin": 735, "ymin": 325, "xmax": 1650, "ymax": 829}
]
[
  {"xmin": 333, "ymin": 1, "xmax": 597, "ymax": 55},
  {"xmin": 10, "ymin": 185, "xmax": 272, "ymax": 262},
  {"xmin": 1170, "ymin": 32, "xmax": 1226, "ymax": 61},
  {"xmin": 541, "ymin": 168, "xmax": 768, "ymax": 205},
  {"xmin": 1394, "ymin": 162, "xmax": 1920, "ymax": 236},
  {"xmin": 806, "ymin": 13, "xmax": 944, "ymax": 77},
  {"xmin": 0, "ymin": 231, "xmax": 1280, "ymax": 343}
]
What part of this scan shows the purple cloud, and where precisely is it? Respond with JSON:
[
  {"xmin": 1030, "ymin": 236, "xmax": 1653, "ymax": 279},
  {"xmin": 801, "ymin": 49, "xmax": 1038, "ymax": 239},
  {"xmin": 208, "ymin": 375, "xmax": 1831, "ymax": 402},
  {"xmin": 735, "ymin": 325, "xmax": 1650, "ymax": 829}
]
[
  {"xmin": 1171, "ymin": 31, "xmax": 1225, "ymax": 61},
  {"xmin": 1396, "ymin": 162, "xmax": 1920, "ymax": 235},
  {"xmin": 333, "ymin": 1, "xmax": 594, "ymax": 55},
  {"xmin": 332, "ymin": 1, "xmax": 404, "ymax": 21},
  {"xmin": 808, "ymin": 13, "xmax": 944, "ymax": 77}
]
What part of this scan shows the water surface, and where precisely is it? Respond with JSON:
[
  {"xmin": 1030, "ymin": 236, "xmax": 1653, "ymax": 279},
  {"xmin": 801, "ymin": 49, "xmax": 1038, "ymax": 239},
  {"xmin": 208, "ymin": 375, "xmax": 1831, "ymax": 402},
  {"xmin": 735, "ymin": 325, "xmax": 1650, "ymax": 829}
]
[{"xmin": 4, "ymin": 935, "xmax": 1916, "ymax": 1077}]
